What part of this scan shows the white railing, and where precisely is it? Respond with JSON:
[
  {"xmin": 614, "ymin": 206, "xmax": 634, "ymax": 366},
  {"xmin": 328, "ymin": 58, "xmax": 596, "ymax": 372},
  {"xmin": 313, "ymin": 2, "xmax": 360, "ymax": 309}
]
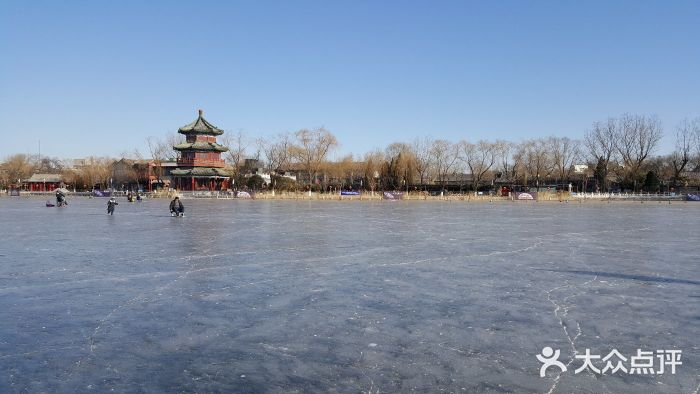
[
  {"xmin": 179, "ymin": 191, "xmax": 235, "ymax": 199},
  {"xmin": 571, "ymin": 192, "xmax": 683, "ymax": 200}
]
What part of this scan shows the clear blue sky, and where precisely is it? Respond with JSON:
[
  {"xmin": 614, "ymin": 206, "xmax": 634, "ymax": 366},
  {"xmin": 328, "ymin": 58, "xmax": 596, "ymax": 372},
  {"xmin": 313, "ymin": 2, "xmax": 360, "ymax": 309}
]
[{"xmin": 1, "ymin": 0, "xmax": 698, "ymax": 160}]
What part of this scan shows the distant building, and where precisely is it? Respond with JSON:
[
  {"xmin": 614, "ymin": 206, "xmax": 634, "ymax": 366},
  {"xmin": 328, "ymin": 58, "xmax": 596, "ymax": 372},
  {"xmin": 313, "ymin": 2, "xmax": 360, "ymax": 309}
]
[
  {"xmin": 243, "ymin": 158, "xmax": 264, "ymax": 170},
  {"xmin": 279, "ymin": 172, "xmax": 297, "ymax": 182},
  {"xmin": 440, "ymin": 173, "xmax": 474, "ymax": 188},
  {"xmin": 70, "ymin": 158, "xmax": 90, "ymax": 169},
  {"xmin": 146, "ymin": 159, "xmax": 179, "ymax": 191},
  {"xmin": 111, "ymin": 158, "xmax": 158, "ymax": 191},
  {"xmin": 109, "ymin": 158, "xmax": 181, "ymax": 191},
  {"xmin": 240, "ymin": 158, "xmax": 272, "ymax": 186},
  {"xmin": 280, "ymin": 161, "xmax": 363, "ymax": 187},
  {"xmin": 171, "ymin": 110, "xmax": 231, "ymax": 191},
  {"xmin": 24, "ymin": 173, "xmax": 63, "ymax": 191},
  {"xmin": 573, "ymin": 164, "xmax": 589, "ymax": 174}
]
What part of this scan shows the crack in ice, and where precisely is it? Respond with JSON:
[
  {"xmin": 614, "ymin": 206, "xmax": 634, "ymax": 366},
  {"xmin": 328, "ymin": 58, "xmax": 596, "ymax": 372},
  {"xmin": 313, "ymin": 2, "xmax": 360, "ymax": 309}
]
[
  {"xmin": 544, "ymin": 272, "xmax": 600, "ymax": 393},
  {"xmin": 370, "ymin": 240, "xmax": 544, "ymax": 268}
]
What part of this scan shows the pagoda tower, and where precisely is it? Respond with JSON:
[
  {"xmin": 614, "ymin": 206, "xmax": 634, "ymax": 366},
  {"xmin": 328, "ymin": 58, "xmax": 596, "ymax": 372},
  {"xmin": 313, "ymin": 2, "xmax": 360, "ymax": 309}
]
[{"xmin": 171, "ymin": 110, "xmax": 231, "ymax": 191}]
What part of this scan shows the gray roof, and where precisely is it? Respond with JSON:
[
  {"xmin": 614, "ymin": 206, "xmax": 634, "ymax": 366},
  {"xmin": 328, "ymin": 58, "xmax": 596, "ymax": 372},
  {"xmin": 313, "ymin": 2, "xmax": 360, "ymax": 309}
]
[
  {"xmin": 171, "ymin": 167, "xmax": 231, "ymax": 177},
  {"xmin": 25, "ymin": 173, "xmax": 63, "ymax": 183},
  {"xmin": 178, "ymin": 110, "xmax": 224, "ymax": 136}
]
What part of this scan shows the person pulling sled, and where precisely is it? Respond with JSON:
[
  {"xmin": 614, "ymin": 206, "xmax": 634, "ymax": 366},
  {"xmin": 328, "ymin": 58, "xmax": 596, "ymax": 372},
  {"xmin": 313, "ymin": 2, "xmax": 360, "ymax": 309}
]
[{"xmin": 56, "ymin": 190, "xmax": 68, "ymax": 207}]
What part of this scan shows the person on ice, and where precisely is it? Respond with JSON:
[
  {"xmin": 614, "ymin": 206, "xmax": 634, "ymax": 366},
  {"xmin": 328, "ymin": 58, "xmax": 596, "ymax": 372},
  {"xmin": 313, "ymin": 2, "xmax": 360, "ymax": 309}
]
[
  {"xmin": 170, "ymin": 196, "xmax": 184, "ymax": 217},
  {"xmin": 55, "ymin": 190, "xmax": 67, "ymax": 207},
  {"xmin": 107, "ymin": 197, "xmax": 118, "ymax": 215}
]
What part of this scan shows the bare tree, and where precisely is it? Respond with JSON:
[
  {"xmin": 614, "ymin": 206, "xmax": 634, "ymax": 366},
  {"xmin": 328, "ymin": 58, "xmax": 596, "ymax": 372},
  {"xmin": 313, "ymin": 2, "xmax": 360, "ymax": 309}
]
[
  {"xmin": 669, "ymin": 118, "xmax": 694, "ymax": 182},
  {"xmin": 647, "ymin": 155, "xmax": 674, "ymax": 188},
  {"xmin": 289, "ymin": 127, "xmax": 338, "ymax": 187},
  {"xmin": 29, "ymin": 155, "xmax": 64, "ymax": 174},
  {"xmin": 615, "ymin": 114, "xmax": 663, "ymax": 190},
  {"xmin": 549, "ymin": 137, "xmax": 581, "ymax": 184},
  {"xmin": 518, "ymin": 139, "xmax": 553, "ymax": 190},
  {"xmin": 694, "ymin": 118, "xmax": 700, "ymax": 166},
  {"xmin": 384, "ymin": 142, "xmax": 417, "ymax": 190},
  {"xmin": 146, "ymin": 136, "xmax": 172, "ymax": 189},
  {"xmin": 458, "ymin": 140, "xmax": 497, "ymax": 192},
  {"xmin": 412, "ymin": 136, "xmax": 434, "ymax": 188},
  {"xmin": 164, "ymin": 132, "xmax": 184, "ymax": 160},
  {"xmin": 327, "ymin": 154, "xmax": 356, "ymax": 189},
  {"xmin": 258, "ymin": 133, "xmax": 292, "ymax": 173},
  {"xmin": 584, "ymin": 118, "xmax": 617, "ymax": 192},
  {"xmin": 78, "ymin": 157, "xmax": 112, "ymax": 190},
  {"xmin": 494, "ymin": 140, "xmax": 519, "ymax": 184},
  {"xmin": 1, "ymin": 154, "xmax": 35, "ymax": 186},
  {"xmin": 220, "ymin": 130, "xmax": 248, "ymax": 175},
  {"xmin": 362, "ymin": 149, "xmax": 384, "ymax": 193},
  {"xmin": 430, "ymin": 139, "xmax": 459, "ymax": 192},
  {"xmin": 119, "ymin": 149, "xmax": 143, "ymax": 161},
  {"xmin": 60, "ymin": 167, "xmax": 79, "ymax": 190}
]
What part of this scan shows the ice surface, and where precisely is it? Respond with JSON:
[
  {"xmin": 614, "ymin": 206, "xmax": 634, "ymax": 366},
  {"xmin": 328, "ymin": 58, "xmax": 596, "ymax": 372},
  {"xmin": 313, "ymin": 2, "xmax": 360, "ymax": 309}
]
[{"xmin": 0, "ymin": 197, "xmax": 698, "ymax": 393}]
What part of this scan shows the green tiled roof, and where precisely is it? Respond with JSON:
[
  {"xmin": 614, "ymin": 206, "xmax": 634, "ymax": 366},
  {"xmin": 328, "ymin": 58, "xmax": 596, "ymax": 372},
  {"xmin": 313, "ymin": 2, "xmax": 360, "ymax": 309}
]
[
  {"xmin": 173, "ymin": 141, "xmax": 229, "ymax": 152},
  {"xmin": 178, "ymin": 110, "xmax": 224, "ymax": 135},
  {"xmin": 171, "ymin": 167, "xmax": 231, "ymax": 177}
]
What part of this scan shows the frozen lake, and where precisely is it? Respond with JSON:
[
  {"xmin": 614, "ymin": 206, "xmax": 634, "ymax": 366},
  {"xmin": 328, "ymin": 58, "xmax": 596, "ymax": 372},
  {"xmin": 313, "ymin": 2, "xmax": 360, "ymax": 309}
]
[{"xmin": 0, "ymin": 197, "xmax": 698, "ymax": 393}]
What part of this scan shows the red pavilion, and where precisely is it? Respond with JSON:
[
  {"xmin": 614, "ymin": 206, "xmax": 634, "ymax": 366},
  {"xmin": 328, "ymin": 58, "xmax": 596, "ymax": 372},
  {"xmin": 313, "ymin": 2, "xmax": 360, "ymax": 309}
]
[{"xmin": 171, "ymin": 110, "xmax": 231, "ymax": 191}]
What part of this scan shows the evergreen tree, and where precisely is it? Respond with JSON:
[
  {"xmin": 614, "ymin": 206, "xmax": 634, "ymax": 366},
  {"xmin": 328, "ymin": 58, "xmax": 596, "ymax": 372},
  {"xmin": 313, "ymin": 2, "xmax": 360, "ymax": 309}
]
[
  {"xmin": 643, "ymin": 170, "xmax": 660, "ymax": 192},
  {"xmin": 593, "ymin": 157, "xmax": 607, "ymax": 191}
]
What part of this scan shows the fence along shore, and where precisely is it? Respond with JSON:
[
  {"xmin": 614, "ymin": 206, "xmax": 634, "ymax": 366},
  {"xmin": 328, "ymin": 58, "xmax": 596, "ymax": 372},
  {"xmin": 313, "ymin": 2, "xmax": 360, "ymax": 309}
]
[{"xmin": 6, "ymin": 189, "xmax": 694, "ymax": 202}]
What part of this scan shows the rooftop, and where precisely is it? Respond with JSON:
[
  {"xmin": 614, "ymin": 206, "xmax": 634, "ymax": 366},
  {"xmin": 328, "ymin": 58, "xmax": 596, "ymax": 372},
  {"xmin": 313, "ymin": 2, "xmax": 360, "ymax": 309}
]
[
  {"xmin": 173, "ymin": 141, "xmax": 229, "ymax": 152},
  {"xmin": 170, "ymin": 167, "xmax": 231, "ymax": 177},
  {"xmin": 178, "ymin": 109, "xmax": 224, "ymax": 136},
  {"xmin": 25, "ymin": 173, "xmax": 63, "ymax": 183}
]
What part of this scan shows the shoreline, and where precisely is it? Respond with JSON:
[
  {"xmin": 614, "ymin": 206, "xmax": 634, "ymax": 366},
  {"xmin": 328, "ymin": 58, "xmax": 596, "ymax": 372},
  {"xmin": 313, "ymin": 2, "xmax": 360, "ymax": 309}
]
[{"xmin": 3, "ymin": 193, "xmax": 696, "ymax": 205}]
